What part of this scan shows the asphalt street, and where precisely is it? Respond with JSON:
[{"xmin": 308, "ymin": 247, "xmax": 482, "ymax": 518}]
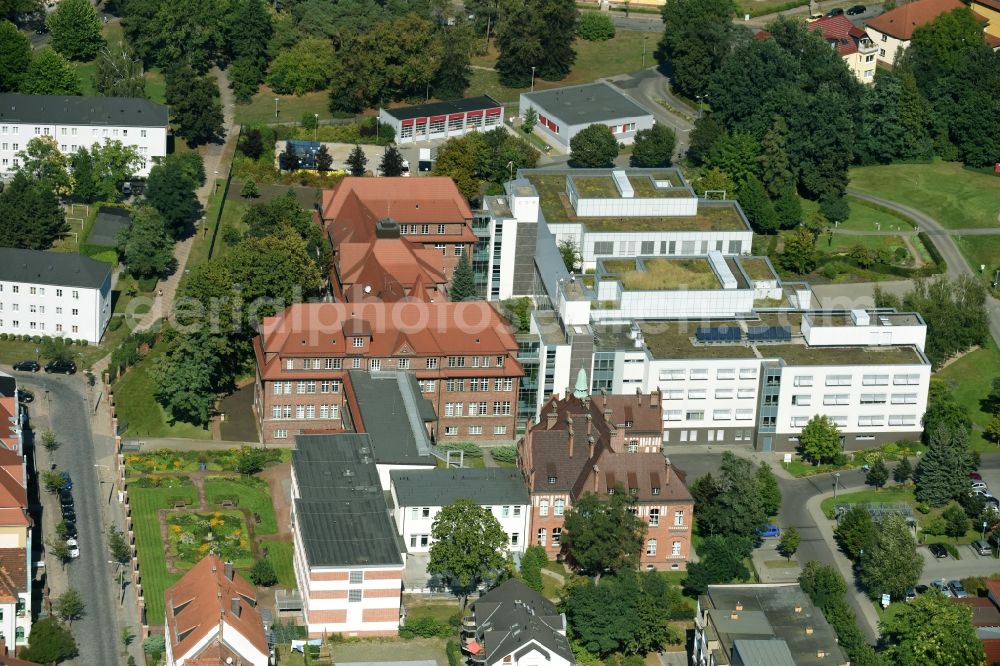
[{"xmin": 20, "ymin": 373, "xmax": 121, "ymax": 666}]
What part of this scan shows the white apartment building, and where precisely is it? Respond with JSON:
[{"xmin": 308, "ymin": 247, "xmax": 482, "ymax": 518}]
[
  {"xmin": 291, "ymin": 434, "xmax": 404, "ymax": 638},
  {"xmin": 0, "ymin": 94, "xmax": 168, "ymax": 178},
  {"xmin": 389, "ymin": 468, "xmax": 530, "ymax": 555},
  {"xmin": 0, "ymin": 248, "xmax": 113, "ymax": 344}
]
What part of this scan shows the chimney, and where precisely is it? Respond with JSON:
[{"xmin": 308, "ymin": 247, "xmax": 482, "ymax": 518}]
[
  {"xmin": 603, "ymin": 407, "xmax": 614, "ymax": 425},
  {"xmin": 602, "ymin": 391, "xmax": 607, "ymax": 409},
  {"xmin": 806, "ymin": 626, "xmax": 814, "ymax": 636},
  {"xmin": 730, "ymin": 612, "xmax": 739, "ymax": 620},
  {"xmin": 547, "ymin": 410, "xmax": 557, "ymax": 429},
  {"xmin": 816, "ymin": 650, "xmax": 826, "ymax": 659},
  {"xmin": 586, "ymin": 414, "xmax": 592, "ymax": 436},
  {"xmin": 224, "ymin": 561, "xmax": 234, "ymax": 581},
  {"xmin": 651, "ymin": 389, "xmax": 660, "ymax": 407},
  {"xmin": 588, "ymin": 436, "xmax": 595, "ymax": 460},
  {"xmin": 794, "ymin": 604, "xmax": 802, "ymax": 613},
  {"xmin": 735, "ymin": 602, "xmax": 743, "ymax": 612},
  {"xmin": 664, "ymin": 457, "xmax": 671, "ymax": 484},
  {"xmin": 567, "ymin": 421, "xmax": 575, "ymax": 458},
  {"xmin": 231, "ymin": 597, "xmax": 242, "ymax": 618}
]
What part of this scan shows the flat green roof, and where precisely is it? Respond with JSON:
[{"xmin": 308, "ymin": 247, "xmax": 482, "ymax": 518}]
[
  {"xmin": 740, "ymin": 257, "xmax": 777, "ymax": 281},
  {"xmin": 639, "ymin": 321, "xmax": 759, "ymax": 360},
  {"xmin": 604, "ymin": 258, "xmax": 720, "ymax": 291},
  {"xmin": 762, "ymin": 343, "xmax": 925, "ymax": 366}
]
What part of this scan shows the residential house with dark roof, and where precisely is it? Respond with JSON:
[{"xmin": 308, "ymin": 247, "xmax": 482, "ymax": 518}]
[
  {"xmin": 253, "ymin": 302, "xmax": 521, "ymax": 443},
  {"xmin": 807, "ymin": 14, "xmax": 879, "ymax": 82},
  {"xmin": 694, "ymin": 584, "xmax": 848, "ymax": 666},
  {"xmin": 164, "ymin": 554, "xmax": 268, "ymax": 666},
  {"xmin": 518, "ymin": 389, "xmax": 694, "ymax": 570},
  {"xmin": 0, "ymin": 94, "xmax": 168, "ymax": 177},
  {"xmin": 0, "ymin": 248, "xmax": 113, "ymax": 344},
  {"xmin": 461, "ymin": 579, "xmax": 572, "ymax": 666},
  {"xmin": 290, "ymin": 433, "xmax": 404, "ymax": 637},
  {"xmin": 865, "ymin": 0, "xmax": 979, "ymax": 64}
]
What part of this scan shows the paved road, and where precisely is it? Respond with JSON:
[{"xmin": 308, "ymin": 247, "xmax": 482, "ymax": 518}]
[
  {"xmin": 608, "ymin": 68, "xmax": 695, "ymax": 160},
  {"xmin": 609, "ymin": 1, "xmax": 885, "ymax": 29},
  {"xmin": 22, "ymin": 373, "xmax": 121, "ymax": 666}
]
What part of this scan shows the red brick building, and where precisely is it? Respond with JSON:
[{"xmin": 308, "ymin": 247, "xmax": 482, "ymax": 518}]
[
  {"xmin": 518, "ymin": 391, "xmax": 694, "ymax": 571},
  {"xmin": 253, "ymin": 302, "xmax": 522, "ymax": 443},
  {"xmin": 321, "ymin": 177, "xmax": 477, "ymax": 278}
]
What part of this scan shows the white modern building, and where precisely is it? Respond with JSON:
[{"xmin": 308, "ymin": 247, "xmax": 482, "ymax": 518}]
[
  {"xmin": 0, "ymin": 248, "xmax": 113, "ymax": 344},
  {"xmin": 0, "ymin": 94, "xmax": 168, "ymax": 177},
  {"xmin": 519, "ymin": 82, "xmax": 654, "ymax": 149},
  {"xmin": 389, "ymin": 468, "xmax": 530, "ymax": 555}
]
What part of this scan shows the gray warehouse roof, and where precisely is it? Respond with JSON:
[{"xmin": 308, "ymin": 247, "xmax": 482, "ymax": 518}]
[
  {"xmin": 0, "ymin": 94, "xmax": 168, "ymax": 127},
  {"xmin": 348, "ymin": 371, "xmax": 435, "ymax": 466},
  {"xmin": 0, "ymin": 248, "xmax": 111, "ymax": 289},
  {"xmin": 521, "ymin": 82, "xmax": 652, "ymax": 126},
  {"xmin": 292, "ymin": 434, "xmax": 402, "ymax": 568},
  {"xmin": 390, "ymin": 468, "xmax": 529, "ymax": 508}
]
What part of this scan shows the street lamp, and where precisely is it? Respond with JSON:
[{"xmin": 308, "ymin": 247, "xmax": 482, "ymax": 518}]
[
  {"xmin": 834, "ymin": 472, "xmax": 841, "ymax": 501},
  {"xmin": 984, "ymin": 521, "xmax": 989, "ymax": 541},
  {"xmin": 530, "ymin": 66, "xmax": 536, "ymax": 93},
  {"xmin": 274, "ymin": 97, "xmax": 279, "ymax": 120},
  {"xmin": 314, "ymin": 113, "xmax": 319, "ymax": 142},
  {"xmin": 642, "ymin": 36, "xmax": 648, "ymax": 68}
]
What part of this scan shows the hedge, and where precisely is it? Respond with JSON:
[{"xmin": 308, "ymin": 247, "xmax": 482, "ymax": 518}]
[{"xmin": 917, "ymin": 231, "xmax": 947, "ymax": 273}]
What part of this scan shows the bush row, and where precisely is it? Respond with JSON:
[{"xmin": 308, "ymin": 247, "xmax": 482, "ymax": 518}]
[
  {"xmin": 398, "ymin": 614, "xmax": 461, "ymax": 639},
  {"xmin": 0, "ymin": 333, "xmax": 88, "ymax": 346}
]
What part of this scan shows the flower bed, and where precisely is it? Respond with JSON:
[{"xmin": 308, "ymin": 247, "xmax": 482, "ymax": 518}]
[
  {"xmin": 168, "ymin": 511, "xmax": 252, "ymax": 567},
  {"xmin": 124, "ymin": 448, "xmax": 283, "ymax": 474}
]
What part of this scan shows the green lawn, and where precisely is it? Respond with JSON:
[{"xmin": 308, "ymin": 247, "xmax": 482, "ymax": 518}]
[
  {"xmin": 235, "ymin": 87, "xmax": 333, "ymax": 126},
  {"xmin": 849, "ymin": 161, "xmax": 1000, "ymax": 230},
  {"xmin": 263, "ymin": 540, "xmax": 296, "ymax": 589},
  {"xmin": 820, "ymin": 486, "xmax": 914, "ymax": 519},
  {"xmin": 954, "ymin": 235, "xmax": 1000, "ymax": 292},
  {"xmin": 204, "ymin": 477, "xmax": 278, "ymax": 535},
  {"xmin": 112, "ymin": 343, "xmax": 212, "ymax": 439},
  {"xmin": 131, "ymin": 481, "xmax": 197, "ymax": 624},
  {"xmin": 469, "ymin": 31, "xmax": 652, "ymax": 103},
  {"xmin": 840, "ymin": 199, "xmax": 916, "ymax": 232},
  {"xmin": 933, "ymin": 341, "xmax": 1000, "ymax": 453},
  {"xmin": 827, "ymin": 233, "xmax": 906, "ymax": 254}
]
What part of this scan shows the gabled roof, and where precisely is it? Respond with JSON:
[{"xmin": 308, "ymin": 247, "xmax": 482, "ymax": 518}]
[
  {"xmin": 471, "ymin": 579, "xmax": 572, "ymax": 665},
  {"xmin": 866, "ymin": 0, "xmax": 968, "ymax": 40},
  {"xmin": 0, "ymin": 449, "xmax": 27, "ymax": 528},
  {"xmin": 337, "ymin": 237, "xmax": 446, "ymax": 303},
  {"xmin": 600, "ymin": 390, "xmax": 664, "ymax": 434},
  {"xmin": 952, "ymin": 597, "xmax": 1000, "ymax": 627},
  {"xmin": 0, "ymin": 640, "xmax": 41, "ymax": 666},
  {"xmin": 972, "ymin": 0, "xmax": 1000, "ymax": 10},
  {"xmin": 0, "ymin": 548, "xmax": 27, "ymax": 603},
  {"xmin": 0, "ymin": 397, "xmax": 19, "ymax": 453},
  {"xmin": 165, "ymin": 554, "xmax": 267, "ymax": 664},
  {"xmin": 808, "ymin": 14, "xmax": 870, "ymax": 55}
]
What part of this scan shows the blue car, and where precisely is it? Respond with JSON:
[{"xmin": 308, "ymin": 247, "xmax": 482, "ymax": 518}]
[
  {"xmin": 59, "ymin": 472, "xmax": 72, "ymax": 491},
  {"xmin": 758, "ymin": 524, "xmax": 781, "ymax": 538}
]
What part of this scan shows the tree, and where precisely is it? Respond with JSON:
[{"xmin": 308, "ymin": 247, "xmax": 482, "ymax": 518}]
[
  {"xmin": 379, "ymin": 145, "xmax": 406, "ymax": 177},
  {"xmin": 819, "ymin": 194, "xmax": 849, "ymax": 225},
  {"xmin": 449, "ymin": 253, "xmax": 477, "ymax": 302},
  {"xmin": 0, "ymin": 20, "xmax": 30, "ymax": 92},
  {"xmin": 860, "ymin": 513, "xmax": 923, "ymax": 600},
  {"xmin": 47, "ymin": 536, "xmax": 71, "ymax": 566},
  {"xmin": 756, "ymin": 463, "xmax": 781, "ymax": 517},
  {"xmin": 167, "ymin": 67, "xmax": 224, "ymax": 146},
  {"xmin": 519, "ymin": 545, "xmax": 546, "ymax": 593},
  {"xmin": 558, "ymin": 239, "xmax": 582, "ymax": 272},
  {"xmin": 19, "ymin": 617, "xmax": 77, "ymax": 663},
  {"xmin": 757, "ymin": 116, "xmax": 793, "ymax": 198},
  {"xmin": 563, "ymin": 486, "xmax": 647, "ymax": 578},
  {"xmin": 142, "ymin": 634, "xmax": 166, "ymax": 660},
  {"xmin": 433, "ymin": 138, "xmax": 478, "ymax": 199},
  {"xmin": 122, "ymin": 0, "xmax": 224, "ymax": 73},
  {"xmin": 241, "ymin": 193, "xmax": 329, "ymax": 271},
  {"xmin": 694, "ymin": 167, "xmax": 736, "ymax": 198},
  {"xmin": 570, "ymin": 124, "xmax": 619, "ymax": 168},
  {"xmin": 987, "ymin": 413, "xmax": 1000, "ymax": 444},
  {"xmin": 687, "ymin": 115, "xmax": 725, "ymax": 165},
  {"xmin": 432, "ymin": 23, "xmax": 473, "ymax": 100},
  {"xmin": 153, "ymin": 331, "xmax": 221, "ymax": 426},
  {"xmin": 577, "ymin": 11, "xmax": 614, "ymax": 41},
  {"xmin": 17, "ymin": 136, "xmax": 72, "ymax": 195},
  {"xmin": 658, "ymin": 0, "xmax": 738, "ymax": 98},
  {"xmin": 47, "ymin": 0, "xmax": 103, "ymax": 61},
  {"xmin": 240, "ymin": 179, "xmax": 259, "ymax": 199},
  {"xmin": 521, "ymin": 106, "xmax": 538, "ymax": 134},
  {"xmin": 266, "ymin": 37, "xmax": 335, "ymax": 95},
  {"xmin": 238, "ymin": 128, "xmax": 265, "ymax": 160},
  {"xmin": 315, "ymin": 145, "xmax": 332, "ymax": 172},
  {"xmin": 55, "ymin": 588, "xmax": 85, "ymax": 624},
  {"xmin": 684, "ymin": 535, "xmax": 752, "ymax": 595},
  {"xmin": 41, "ymin": 429, "xmax": 59, "ymax": 452},
  {"xmin": 279, "ymin": 142, "xmax": 299, "ymax": 172},
  {"xmin": 121, "ymin": 625, "xmax": 134, "ymax": 648},
  {"xmin": 428, "ymin": 499, "xmax": 512, "ymax": 607},
  {"xmin": 496, "ymin": 0, "xmax": 577, "ymax": 87},
  {"xmin": 773, "ymin": 186, "xmax": 802, "ymax": 230},
  {"xmin": 0, "ymin": 171, "xmax": 68, "ymax": 249},
  {"xmin": 109, "ymin": 526, "xmax": 130, "ymax": 563},
  {"xmin": 346, "ymin": 145, "xmax": 368, "ymax": 177},
  {"xmin": 894, "ymin": 457, "xmax": 913, "ymax": 484},
  {"xmin": 799, "ymin": 415, "xmax": 841, "ymax": 464},
  {"xmin": 72, "ymin": 140, "xmax": 143, "ymax": 203},
  {"xmin": 864, "ymin": 458, "xmax": 889, "ymax": 491},
  {"xmin": 234, "ymin": 445, "xmax": 271, "ymax": 475},
  {"xmin": 42, "ymin": 471, "xmax": 67, "ymax": 493},
  {"xmin": 706, "ymin": 131, "xmax": 759, "ymax": 190},
  {"xmin": 737, "ymin": 175, "xmax": 778, "ymax": 234},
  {"xmin": 249, "ymin": 558, "xmax": 278, "ymax": 586},
  {"xmin": 778, "ymin": 526, "xmax": 800, "ymax": 560},
  {"xmin": 117, "ymin": 206, "xmax": 174, "ymax": 279},
  {"xmin": 145, "ymin": 154, "xmax": 202, "ymax": 237},
  {"xmin": 880, "ymin": 592, "xmax": 985, "ymax": 665},
  {"xmin": 943, "ymin": 502, "xmax": 971, "ymax": 538},
  {"xmin": 630, "ymin": 123, "xmax": 676, "ymax": 168},
  {"xmin": 96, "ymin": 43, "xmax": 146, "ymax": 98},
  {"xmin": 223, "ymin": 0, "xmax": 272, "ymax": 74},
  {"xmin": 799, "ymin": 560, "xmax": 848, "ymax": 607},
  {"xmin": 915, "ymin": 426, "xmax": 974, "ymax": 507},
  {"xmin": 922, "ymin": 382, "xmax": 973, "ymax": 438},
  {"xmin": 229, "ymin": 56, "xmax": 261, "ymax": 104},
  {"xmin": 690, "ymin": 453, "xmax": 770, "ymax": 539},
  {"xmin": 21, "ymin": 47, "xmax": 81, "ymax": 95},
  {"xmin": 778, "ymin": 227, "xmax": 819, "ymax": 275}
]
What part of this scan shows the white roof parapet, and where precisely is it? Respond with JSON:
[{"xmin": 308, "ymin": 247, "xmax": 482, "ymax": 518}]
[
  {"xmin": 611, "ymin": 170, "xmax": 634, "ymax": 198},
  {"xmin": 708, "ymin": 250, "xmax": 737, "ymax": 290}
]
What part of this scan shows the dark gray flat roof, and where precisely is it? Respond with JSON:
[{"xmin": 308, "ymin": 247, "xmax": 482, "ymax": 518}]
[
  {"xmin": 0, "ymin": 248, "xmax": 111, "ymax": 289},
  {"xmin": 292, "ymin": 434, "xmax": 402, "ymax": 568},
  {"xmin": 349, "ymin": 371, "xmax": 435, "ymax": 466},
  {"xmin": 0, "ymin": 94, "xmax": 168, "ymax": 127},
  {"xmin": 382, "ymin": 95, "xmax": 502, "ymax": 122},
  {"xmin": 521, "ymin": 82, "xmax": 651, "ymax": 125},
  {"xmin": 390, "ymin": 468, "xmax": 529, "ymax": 507}
]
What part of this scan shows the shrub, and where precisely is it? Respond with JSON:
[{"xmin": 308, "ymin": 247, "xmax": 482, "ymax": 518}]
[
  {"xmin": 143, "ymin": 634, "xmax": 166, "ymax": 656},
  {"xmin": 446, "ymin": 640, "xmax": 462, "ymax": 666},
  {"xmin": 249, "ymin": 558, "xmax": 277, "ymax": 586},
  {"xmin": 438, "ymin": 442, "xmax": 482, "ymax": 457},
  {"xmin": 577, "ymin": 11, "xmax": 615, "ymax": 41},
  {"xmin": 915, "ymin": 502, "xmax": 931, "ymax": 514},
  {"xmin": 962, "ymin": 576, "xmax": 987, "ymax": 596},
  {"xmin": 399, "ymin": 615, "xmax": 451, "ymax": 638},
  {"xmin": 490, "ymin": 446, "xmax": 518, "ymax": 464},
  {"xmin": 0, "ymin": 333, "xmax": 6, "ymax": 340},
  {"xmin": 944, "ymin": 543, "xmax": 960, "ymax": 559},
  {"xmin": 922, "ymin": 518, "xmax": 947, "ymax": 536}
]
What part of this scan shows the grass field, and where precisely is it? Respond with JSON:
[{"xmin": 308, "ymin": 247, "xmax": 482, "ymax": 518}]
[
  {"xmin": 827, "ymin": 233, "xmax": 907, "ymax": 254},
  {"xmin": 469, "ymin": 31, "xmax": 652, "ymax": 103},
  {"xmin": 235, "ymin": 87, "xmax": 334, "ymax": 126},
  {"xmin": 820, "ymin": 486, "xmax": 914, "ymax": 518},
  {"xmin": 933, "ymin": 342, "xmax": 1000, "ymax": 453},
  {"xmin": 112, "ymin": 344, "xmax": 212, "ymax": 439},
  {"xmin": 954, "ymin": 235, "xmax": 1000, "ymax": 286},
  {"xmin": 263, "ymin": 540, "xmax": 296, "ymax": 589},
  {"xmin": 204, "ymin": 477, "xmax": 278, "ymax": 535},
  {"xmin": 849, "ymin": 161, "xmax": 1000, "ymax": 230}
]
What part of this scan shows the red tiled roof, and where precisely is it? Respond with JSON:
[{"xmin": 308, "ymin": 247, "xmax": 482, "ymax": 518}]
[
  {"xmin": 809, "ymin": 14, "xmax": 870, "ymax": 55},
  {"xmin": 0, "ymin": 549, "xmax": 27, "ymax": 603},
  {"xmin": 600, "ymin": 390, "xmax": 664, "ymax": 435},
  {"xmin": 866, "ymin": 0, "xmax": 968, "ymax": 40},
  {"xmin": 337, "ymin": 238, "xmax": 446, "ymax": 303},
  {"xmin": 951, "ymin": 596, "xmax": 1000, "ymax": 627},
  {"xmin": 0, "ymin": 640, "xmax": 41, "ymax": 666},
  {"xmin": 973, "ymin": 0, "xmax": 1000, "ymax": 11},
  {"xmin": 984, "ymin": 638, "xmax": 1000, "ymax": 664},
  {"xmin": 165, "ymin": 554, "xmax": 267, "ymax": 664},
  {"xmin": 0, "ymin": 449, "xmax": 27, "ymax": 528}
]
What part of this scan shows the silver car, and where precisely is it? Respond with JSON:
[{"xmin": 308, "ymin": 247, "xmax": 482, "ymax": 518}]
[
  {"xmin": 972, "ymin": 539, "xmax": 992, "ymax": 556},
  {"xmin": 931, "ymin": 579, "xmax": 954, "ymax": 597}
]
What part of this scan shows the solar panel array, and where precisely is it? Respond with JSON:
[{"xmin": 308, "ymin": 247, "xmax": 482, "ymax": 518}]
[
  {"xmin": 695, "ymin": 326, "xmax": 741, "ymax": 343},
  {"xmin": 746, "ymin": 325, "xmax": 791, "ymax": 342}
]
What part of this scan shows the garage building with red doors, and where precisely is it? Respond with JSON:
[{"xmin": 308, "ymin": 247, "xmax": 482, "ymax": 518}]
[{"xmin": 378, "ymin": 96, "xmax": 504, "ymax": 144}]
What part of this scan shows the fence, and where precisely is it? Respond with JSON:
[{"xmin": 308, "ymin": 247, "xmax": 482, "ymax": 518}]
[{"xmin": 206, "ymin": 125, "xmax": 239, "ymax": 261}]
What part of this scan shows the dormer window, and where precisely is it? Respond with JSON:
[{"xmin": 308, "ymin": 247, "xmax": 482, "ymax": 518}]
[
  {"xmin": 630, "ymin": 487, "xmax": 638, "ymax": 496},
  {"xmin": 624, "ymin": 420, "xmax": 633, "ymax": 428},
  {"xmin": 548, "ymin": 476, "xmax": 556, "ymax": 484},
  {"xmin": 608, "ymin": 487, "xmax": 615, "ymax": 495},
  {"xmin": 353, "ymin": 337, "xmax": 364, "ymax": 348},
  {"xmin": 652, "ymin": 487, "xmax": 661, "ymax": 496}
]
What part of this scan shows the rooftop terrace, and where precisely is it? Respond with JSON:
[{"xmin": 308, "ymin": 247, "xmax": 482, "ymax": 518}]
[{"xmin": 603, "ymin": 258, "xmax": 720, "ymax": 291}]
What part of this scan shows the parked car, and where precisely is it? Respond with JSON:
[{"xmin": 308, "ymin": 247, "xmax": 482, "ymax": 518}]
[
  {"xmin": 931, "ymin": 579, "xmax": 954, "ymax": 597},
  {"xmin": 61, "ymin": 508, "xmax": 76, "ymax": 523},
  {"xmin": 970, "ymin": 472, "xmax": 983, "ymax": 481},
  {"xmin": 16, "ymin": 389, "xmax": 33, "ymax": 404},
  {"xmin": 928, "ymin": 543, "xmax": 949, "ymax": 558},
  {"xmin": 12, "ymin": 360, "xmax": 39, "ymax": 372},
  {"xmin": 905, "ymin": 587, "xmax": 917, "ymax": 602},
  {"xmin": 972, "ymin": 480, "xmax": 988, "ymax": 492},
  {"xmin": 62, "ymin": 521, "xmax": 77, "ymax": 539},
  {"xmin": 949, "ymin": 580, "xmax": 969, "ymax": 598},
  {"xmin": 44, "ymin": 360, "xmax": 76, "ymax": 375},
  {"xmin": 59, "ymin": 471, "xmax": 72, "ymax": 491},
  {"xmin": 972, "ymin": 539, "xmax": 992, "ymax": 556},
  {"xmin": 972, "ymin": 488, "xmax": 994, "ymax": 499},
  {"xmin": 65, "ymin": 538, "xmax": 80, "ymax": 559},
  {"xmin": 758, "ymin": 524, "xmax": 781, "ymax": 538},
  {"xmin": 846, "ymin": 4, "xmax": 866, "ymax": 14},
  {"xmin": 826, "ymin": 7, "xmax": 845, "ymax": 16},
  {"xmin": 59, "ymin": 490, "xmax": 73, "ymax": 508},
  {"xmin": 914, "ymin": 584, "xmax": 928, "ymax": 595}
]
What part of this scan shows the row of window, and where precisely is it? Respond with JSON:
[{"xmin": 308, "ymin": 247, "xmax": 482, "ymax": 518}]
[
  {"xmin": 446, "ymin": 378, "xmax": 514, "ymax": 392},
  {"xmin": 664, "ymin": 388, "xmax": 756, "ymax": 400},
  {"xmin": 667, "ymin": 429, "xmax": 755, "ymax": 443},
  {"xmin": 0, "ymin": 320, "xmax": 79, "ymax": 333},
  {"xmin": 594, "ymin": 239, "xmax": 745, "ymax": 258},
  {"xmin": 794, "ymin": 374, "xmax": 922, "ymax": 387},
  {"xmin": 270, "ymin": 404, "xmax": 340, "ymax": 419},
  {"xmin": 645, "ymin": 538, "xmax": 683, "ymax": 557},
  {"xmin": 432, "ymin": 244, "xmax": 464, "ymax": 256},
  {"xmin": 282, "ymin": 355, "xmax": 507, "ymax": 371},
  {"xmin": 0, "ymin": 304, "xmax": 79, "ymax": 315},
  {"xmin": 0, "ymin": 285, "xmax": 80, "ymax": 298},
  {"xmin": 665, "ymin": 409, "xmax": 754, "ymax": 422},
  {"xmin": 399, "ymin": 224, "xmax": 450, "ymax": 235},
  {"xmin": 443, "ymin": 425, "xmax": 507, "ymax": 436},
  {"xmin": 272, "ymin": 380, "xmax": 342, "ymax": 395},
  {"xmin": 790, "ymin": 393, "xmax": 919, "ymax": 406},
  {"xmin": 5, "ymin": 126, "xmax": 151, "ymax": 139},
  {"xmin": 443, "ymin": 401, "xmax": 512, "ymax": 416},
  {"xmin": 410, "ymin": 504, "xmax": 522, "ymax": 520},
  {"xmin": 789, "ymin": 414, "xmax": 918, "ymax": 428},
  {"xmin": 660, "ymin": 367, "xmax": 758, "ymax": 382}
]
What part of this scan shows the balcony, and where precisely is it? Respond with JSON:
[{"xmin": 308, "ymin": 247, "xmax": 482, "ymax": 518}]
[
  {"xmin": 462, "ymin": 614, "xmax": 477, "ymax": 630},
  {"xmin": 858, "ymin": 38, "xmax": 877, "ymax": 53}
]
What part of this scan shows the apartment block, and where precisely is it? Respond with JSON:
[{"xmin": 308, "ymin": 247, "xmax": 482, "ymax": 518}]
[
  {"xmin": 0, "ymin": 448, "xmax": 30, "ymax": 648},
  {"xmin": 291, "ymin": 434, "xmax": 404, "ymax": 637},
  {"xmin": 253, "ymin": 302, "xmax": 521, "ymax": 443},
  {"xmin": 0, "ymin": 94, "xmax": 167, "ymax": 177}
]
